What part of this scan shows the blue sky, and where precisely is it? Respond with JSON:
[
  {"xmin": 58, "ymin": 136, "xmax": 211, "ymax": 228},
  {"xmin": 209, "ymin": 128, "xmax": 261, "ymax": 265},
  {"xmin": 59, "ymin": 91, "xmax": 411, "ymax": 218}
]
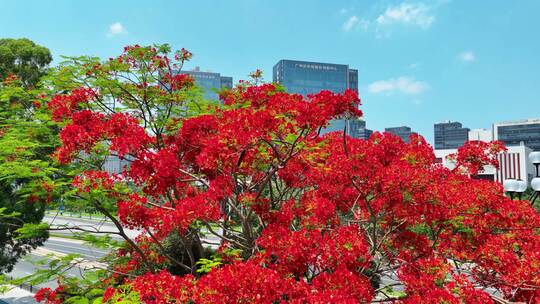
[{"xmin": 2, "ymin": 0, "xmax": 540, "ymax": 143}]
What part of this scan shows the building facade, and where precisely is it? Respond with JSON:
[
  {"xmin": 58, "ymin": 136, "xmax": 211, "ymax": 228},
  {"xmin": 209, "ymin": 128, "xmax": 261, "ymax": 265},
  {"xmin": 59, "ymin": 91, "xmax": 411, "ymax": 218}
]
[
  {"xmin": 179, "ymin": 68, "xmax": 233, "ymax": 101},
  {"xmin": 103, "ymin": 155, "xmax": 131, "ymax": 174},
  {"xmin": 493, "ymin": 119, "xmax": 540, "ymax": 151},
  {"xmin": 468, "ymin": 128, "xmax": 493, "ymax": 142},
  {"xmin": 385, "ymin": 126, "xmax": 413, "ymax": 143},
  {"xmin": 273, "ymin": 60, "xmax": 355, "ymax": 95},
  {"xmin": 323, "ymin": 119, "xmax": 373, "ymax": 140},
  {"xmin": 272, "ymin": 59, "xmax": 361, "ymax": 137},
  {"xmin": 434, "ymin": 144, "xmax": 535, "ymax": 183},
  {"xmin": 351, "ymin": 119, "xmax": 373, "ymax": 140},
  {"xmin": 220, "ymin": 76, "xmax": 233, "ymax": 90},
  {"xmin": 434, "ymin": 121, "xmax": 469, "ymax": 149}
]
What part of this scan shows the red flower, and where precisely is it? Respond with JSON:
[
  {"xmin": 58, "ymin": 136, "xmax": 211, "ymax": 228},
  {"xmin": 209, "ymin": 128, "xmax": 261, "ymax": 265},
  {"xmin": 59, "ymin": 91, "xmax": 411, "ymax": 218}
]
[{"xmin": 46, "ymin": 53, "xmax": 540, "ymax": 303}]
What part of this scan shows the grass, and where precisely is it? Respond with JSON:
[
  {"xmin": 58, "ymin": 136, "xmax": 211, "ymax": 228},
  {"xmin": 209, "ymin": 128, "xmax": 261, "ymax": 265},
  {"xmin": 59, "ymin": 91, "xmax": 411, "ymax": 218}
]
[
  {"xmin": 49, "ymin": 232, "xmax": 85, "ymax": 241},
  {"xmin": 45, "ymin": 210, "xmax": 108, "ymax": 221}
]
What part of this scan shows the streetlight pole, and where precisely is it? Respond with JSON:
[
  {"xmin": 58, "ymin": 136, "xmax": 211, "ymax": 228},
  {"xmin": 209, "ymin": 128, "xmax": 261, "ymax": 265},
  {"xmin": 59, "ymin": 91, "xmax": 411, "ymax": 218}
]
[
  {"xmin": 530, "ymin": 152, "xmax": 540, "ymax": 204},
  {"xmin": 504, "ymin": 152, "xmax": 540, "ymax": 204}
]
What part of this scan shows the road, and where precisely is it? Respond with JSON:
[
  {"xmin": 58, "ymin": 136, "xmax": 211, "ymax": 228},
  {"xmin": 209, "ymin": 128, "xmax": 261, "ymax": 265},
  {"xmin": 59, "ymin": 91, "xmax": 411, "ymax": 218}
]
[
  {"xmin": 44, "ymin": 214, "xmax": 141, "ymax": 239},
  {"xmin": 44, "ymin": 214, "xmax": 222, "ymax": 246},
  {"xmin": 8, "ymin": 237, "xmax": 108, "ymax": 284},
  {"xmin": 6, "ymin": 215, "xmax": 129, "ymax": 294},
  {"xmin": 2, "ymin": 215, "xmax": 223, "ymax": 303},
  {"xmin": 2, "ymin": 237, "xmax": 109, "ymax": 304}
]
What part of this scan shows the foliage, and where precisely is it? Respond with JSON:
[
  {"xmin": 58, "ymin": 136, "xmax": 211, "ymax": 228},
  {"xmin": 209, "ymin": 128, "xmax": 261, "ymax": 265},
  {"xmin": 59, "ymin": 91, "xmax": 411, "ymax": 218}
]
[
  {"xmin": 20, "ymin": 44, "xmax": 540, "ymax": 303},
  {"xmin": 0, "ymin": 60, "xmax": 59, "ymax": 272},
  {"xmin": 0, "ymin": 38, "xmax": 52, "ymax": 87}
]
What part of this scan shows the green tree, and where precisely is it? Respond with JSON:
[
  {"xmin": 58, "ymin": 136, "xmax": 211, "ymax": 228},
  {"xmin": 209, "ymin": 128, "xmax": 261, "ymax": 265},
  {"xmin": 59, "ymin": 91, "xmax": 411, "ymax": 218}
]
[
  {"xmin": 0, "ymin": 39, "xmax": 56, "ymax": 273},
  {"xmin": 2, "ymin": 44, "xmax": 213, "ymax": 302},
  {"xmin": 0, "ymin": 38, "xmax": 52, "ymax": 87}
]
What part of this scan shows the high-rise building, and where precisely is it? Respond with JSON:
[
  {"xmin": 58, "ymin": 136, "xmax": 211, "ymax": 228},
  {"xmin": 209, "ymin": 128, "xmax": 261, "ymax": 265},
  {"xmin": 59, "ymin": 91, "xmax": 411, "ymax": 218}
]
[
  {"xmin": 327, "ymin": 114, "xmax": 366, "ymax": 140},
  {"xmin": 179, "ymin": 67, "xmax": 233, "ymax": 101},
  {"xmin": 351, "ymin": 119, "xmax": 373, "ymax": 140},
  {"xmin": 434, "ymin": 121, "xmax": 469, "ymax": 149},
  {"xmin": 385, "ymin": 126, "xmax": 413, "ymax": 143},
  {"xmin": 272, "ymin": 59, "xmax": 361, "ymax": 137},
  {"xmin": 273, "ymin": 59, "xmax": 356, "ymax": 95},
  {"xmin": 348, "ymin": 69, "xmax": 358, "ymax": 93},
  {"xmin": 493, "ymin": 118, "xmax": 540, "ymax": 151},
  {"xmin": 324, "ymin": 119, "xmax": 372, "ymax": 140}
]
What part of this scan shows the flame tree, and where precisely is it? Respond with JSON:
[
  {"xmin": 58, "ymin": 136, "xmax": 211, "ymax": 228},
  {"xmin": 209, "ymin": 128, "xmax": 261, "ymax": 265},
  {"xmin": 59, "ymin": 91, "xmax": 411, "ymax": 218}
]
[{"xmin": 17, "ymin": 45, "xmax": 540, "ymax": 303}]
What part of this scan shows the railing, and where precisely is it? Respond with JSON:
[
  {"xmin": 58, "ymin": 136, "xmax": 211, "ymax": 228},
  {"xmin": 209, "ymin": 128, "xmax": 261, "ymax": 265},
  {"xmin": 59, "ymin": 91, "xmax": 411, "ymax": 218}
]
[{"xmin": 3, "ymin": 275, "xmax": 37, "ymax": 294}]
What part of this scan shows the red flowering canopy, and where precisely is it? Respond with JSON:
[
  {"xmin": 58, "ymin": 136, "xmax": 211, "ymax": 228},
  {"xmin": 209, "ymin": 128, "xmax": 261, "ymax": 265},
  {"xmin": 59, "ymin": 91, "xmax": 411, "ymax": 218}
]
[{"xmin": 36, "ymin": 45, "xmax": 540, "ymax": 303}]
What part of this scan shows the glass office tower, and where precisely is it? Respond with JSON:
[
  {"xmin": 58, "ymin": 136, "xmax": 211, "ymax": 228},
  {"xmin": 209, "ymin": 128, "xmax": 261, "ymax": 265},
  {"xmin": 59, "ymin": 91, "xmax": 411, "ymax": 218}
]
[
  {"xmin": 434, "ymin": 121, "xmax": 470, "ymax": 149},
  {"xmin": 352, "ymin": 119, "xmax": 373, "ymax": 140},
  {"xmin": 323, "ymin": 119, "xmax": 373, "ymax": 140},
  {"xmin": 493, "ymin": 119, "xmax": 540, "ymax": 151},
  {"xmin": 272, "ymin": 59, "xmax": 361, "ymax": 137},
  {"xmin": 179, "ymin": 69, "xmax": 233, "ymax": 101},
  {"xmin": 385, "ymin": 126, "xmax": 413, "ymax": 143}
]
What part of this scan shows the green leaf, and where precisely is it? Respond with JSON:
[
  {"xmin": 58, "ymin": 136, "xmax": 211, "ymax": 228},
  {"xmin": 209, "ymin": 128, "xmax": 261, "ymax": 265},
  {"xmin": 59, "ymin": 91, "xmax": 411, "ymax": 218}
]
[
  {"xmin": 196, "ymin": 257, "xmax": 222, "ymax": 273},
  {"xmin": 85, "ymin": 288, "xmax": 105, "ymax": 298},
  {"xmin": 381, "ymin": 286, "xmax": 407, "ymax": 299},
  {"xmin": 92, "ymin": 298, "xmax": 104, "ymax": 304},
  {"xmin": 14, "ymin": 222, "xmax": 49, "ymax": 239},
  {"xmin": 64, "ymin": 296, "xmax": 90, "ymax": 304}
]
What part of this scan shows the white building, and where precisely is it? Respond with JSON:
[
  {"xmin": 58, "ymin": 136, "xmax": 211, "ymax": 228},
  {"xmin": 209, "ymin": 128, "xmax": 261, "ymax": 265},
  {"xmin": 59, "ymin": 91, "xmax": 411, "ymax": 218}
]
[
  {"xmin": 434, "ymin": 144, "xmax": 535, "ymax": 183},
  {"xmin": 468, "ymin": 128, "xmax": 492, "ymax": 142}
]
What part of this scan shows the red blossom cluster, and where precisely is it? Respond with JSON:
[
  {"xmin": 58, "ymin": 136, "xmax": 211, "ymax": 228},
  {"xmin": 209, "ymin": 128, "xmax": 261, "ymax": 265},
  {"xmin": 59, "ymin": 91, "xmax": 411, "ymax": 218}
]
[
  {"xmin": 175, "ymin": 48, "xmax": 193, "ymax": 62},
  {"xmin": 34, "ymin": 286, "xmax": 63, "ymax": 304},
  {"xmin": 450, "ymin": 140, "xmax": 507, "ymax": 175},
  {"xmin": 2, "ymin": 73, "xmax": 20, "ymax": 85},
  {"xmin": 47, "ymin": 87, "xmax": 95, "ymax": 121},
  {"xmin": 162, "ymin": 73, "xmax": 194, "ymax": 91},
  {"xmin": 72, "ymin": 170, "xmax": 116, "ymax": 193},
  {"xmin": 37, "ymin": 52, "xmax": 540, "ymax": 303},
  {"xmin": 123, "ymin": 262, "xmax": 374, "ymax": 303},
  {"xmin": 53, "ymin": 108, "xmax": 152, "ymax": 164}
]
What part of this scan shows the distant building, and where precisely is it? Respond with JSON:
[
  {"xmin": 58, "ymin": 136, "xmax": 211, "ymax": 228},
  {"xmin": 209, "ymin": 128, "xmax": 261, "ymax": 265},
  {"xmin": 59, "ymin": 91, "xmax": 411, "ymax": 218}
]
[
  {"xmin": 272, "ymin": 59, "xmax": 361, "ymax": 137},
  {"xmin": 324, "ymin": 119, "xmax": 372, "ymax": 140},
  {"xmin": 434, "ymin": 121, "xmax": 469, "ymax": 149},
  {"xmin": 179, "ymin": 67, "xmax": 233, "ymax": 101},
  {"xmin": 273, "ymin": 59, "xmax": 356, "ymax": 95},
  {"xmin": 351, "ymin": 119, "xmax": 373, "ymax": 140},
  {"xmin": 493, "ymin": 118, "xmax": 540, "ymax": 151},
  {"xmin": 220, "ymin": 76, "xmax": 233, "ymax": 90},
  {"xmin": 103, "ymin": 155, "xmax": 131, "ymax": 174},
  {"xmin": 468, "ymin": 128, "xmax": 493, "ymax": 142},
  {"xmin": 434, "ymin": 144, "xmax": 535, "ymax": 183},
  {"xmin": 348, "ymin": 69, "xmax": 358, "ymax": 93},
  {"xmin": 385, "ymin": 126, "xmax": 413, "ymax": 143}
]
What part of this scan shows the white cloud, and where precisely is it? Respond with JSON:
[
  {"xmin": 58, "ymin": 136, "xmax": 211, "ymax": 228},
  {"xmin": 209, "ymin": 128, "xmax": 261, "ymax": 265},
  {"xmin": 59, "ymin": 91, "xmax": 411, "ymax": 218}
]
[
  {"xmin": 368, "ymin": 77, "xmax": 428, "ymax": 95},
  {"xmin": 342, "ymin": 16, "xmax": 369, "ymax": 32},
  {"xmin": 342, "ymin": 16, "xmax": 359, "ymax": 31},
  {"xmin": 107, "ymin": 22, "xmax": 127, "ymax": 37},
  {"xmin": 376, "ymin": 2, "xmax": 434, "ymax": 29},
  {"xmin": 458, "ymin": 51, "xmax": 475, "ymax": 62}
]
